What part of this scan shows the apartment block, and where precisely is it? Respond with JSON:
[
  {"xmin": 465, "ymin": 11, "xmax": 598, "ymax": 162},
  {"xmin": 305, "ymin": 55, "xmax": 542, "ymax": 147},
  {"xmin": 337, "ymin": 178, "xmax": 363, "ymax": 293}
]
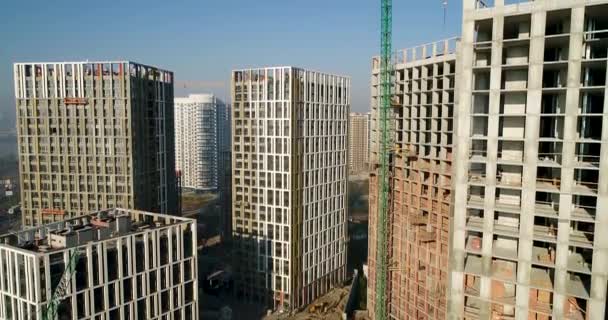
[
  {"xmin": 14, "ymin": 62, "xmax": 178, "ymax": 227},
  {"xmin": 219, "ymin": 103, "xmax": 233, "ymax": 239},
  {"xmin": 231, "ymin": 67, "xmax": 350, "ymax": 311},
  {"xmin": 0, "ymin": 208, "xmax": 197, "ymax": 320},
  {"xmin": 349, "ymin": 112, "xmax": 371, "ymax": 174},
  {"xmin": 450, "ymin": 1, "xmax": 608, "ymax": 319},
  {"xmin": 368, "ymin": 38, "xmax": 457, "ymax": 319},
  {"xmin": 175, "ymin": 94, "xmax": 227, "ymax": 191}
]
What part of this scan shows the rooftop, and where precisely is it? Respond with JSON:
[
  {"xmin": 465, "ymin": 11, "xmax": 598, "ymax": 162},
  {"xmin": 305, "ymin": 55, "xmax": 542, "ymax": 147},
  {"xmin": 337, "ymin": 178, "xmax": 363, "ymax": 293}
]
[{"xmin": 0, "ymin": 209, "xmax": 194, "ymax": 255}]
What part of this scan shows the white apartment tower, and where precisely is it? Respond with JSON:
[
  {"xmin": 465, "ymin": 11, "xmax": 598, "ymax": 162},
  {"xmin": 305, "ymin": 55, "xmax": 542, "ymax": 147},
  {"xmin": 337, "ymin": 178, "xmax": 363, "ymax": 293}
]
[
  {"xmin": 175, "ymin": 94, "xmax": 227, "ymax": 191},
  {"xmin": 450, "ymin": 1, "xmax": 608, "ymax": 319},
  {"xmin": 0, "ymin": 209, "xmax": 197, "ymax": 319},
  {"xmin": 231, "ymin": 67, "xmax": 350, "ymax": 311}
]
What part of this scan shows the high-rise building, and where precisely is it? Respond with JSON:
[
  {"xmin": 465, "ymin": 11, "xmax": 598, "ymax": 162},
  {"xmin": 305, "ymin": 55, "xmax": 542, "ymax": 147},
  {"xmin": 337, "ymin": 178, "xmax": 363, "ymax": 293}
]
[
  {"xmin": 368, "ymin": 38, "xmax": 458, "ymax": 319},
  {"xmin": 349, "ymin": 112, "xmax": 370, "ymax": 174},
  {"xmin": 0, "ymin": 208, "xmax": 198, "ymax": 320},
  {"xmin": 14, "ymin": 62, "xmax": 178, "ymax": 227},
  {"xmin": 175, "ymin": 94, "xmax": 227, "ymax": 191},
  {"xmin": 219, "ymin": 103, "xmax": 232, "ymax": 239},
  {"xmin": 231, "ymin": 67, "xmax": 350, "ymax": 311},
  {"xmin": 450, "ymin": 1, "xmax": 608, "ymax": 319}
]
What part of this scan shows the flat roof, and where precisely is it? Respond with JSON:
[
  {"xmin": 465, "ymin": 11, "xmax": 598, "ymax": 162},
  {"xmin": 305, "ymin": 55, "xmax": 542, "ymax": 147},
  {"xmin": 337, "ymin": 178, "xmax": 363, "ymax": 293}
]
[
  {"xmin": 0, "ymin": 208, "xmax": 194, "ymax": 255},
  {"xmin": 13, "ymin": 61, "xmax": 173, "ymax": 74}
]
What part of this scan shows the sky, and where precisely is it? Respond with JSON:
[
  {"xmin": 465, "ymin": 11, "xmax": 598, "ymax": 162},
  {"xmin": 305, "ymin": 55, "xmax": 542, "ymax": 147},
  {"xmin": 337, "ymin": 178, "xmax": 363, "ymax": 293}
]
[{"xmin": 0, "ymin": 0, "xmax": 463, "ymax": 129}]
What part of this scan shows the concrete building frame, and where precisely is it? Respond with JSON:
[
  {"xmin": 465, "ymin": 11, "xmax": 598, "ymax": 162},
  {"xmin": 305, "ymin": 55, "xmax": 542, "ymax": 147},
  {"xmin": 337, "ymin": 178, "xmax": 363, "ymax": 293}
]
[
  {"xmin": 13, "ymin": 61, "xmax": 178, "ymax": 227},
  {"xmin": 449, "ymin": 1, "xmax": 608, "ymax": 319},
  {"xmin": 0, "ymin": 209, "xmax": 197, "ymax": 320}
]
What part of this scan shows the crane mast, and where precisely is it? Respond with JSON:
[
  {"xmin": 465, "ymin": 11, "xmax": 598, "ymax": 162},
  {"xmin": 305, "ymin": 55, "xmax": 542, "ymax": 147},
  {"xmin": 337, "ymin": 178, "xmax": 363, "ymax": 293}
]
[
  {"xmin": 43, "ymin": 249, "xmax": 80, "ymax": 320},
  {"xmin": 375, "ymin": 0, "xmax": 392, "ymax": 319}
]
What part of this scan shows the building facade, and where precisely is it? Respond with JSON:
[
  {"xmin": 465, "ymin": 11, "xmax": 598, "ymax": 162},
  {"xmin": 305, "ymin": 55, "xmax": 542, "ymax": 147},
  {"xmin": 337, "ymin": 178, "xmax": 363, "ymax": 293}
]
[
  {"xmin": 231, "ymin": 67, "xmax": 350, "ymax": 311},
  {"xmin": 368, "ymin": 38, "xmax": 457, "ymax": 319},
  {"xmin": 14, "ymin": 61, "xmax": 178, "ymax": 227},
  {"xmin": 0, "ymin": 208, "xmax": 197, "ymax": 319},
  {"xmin": 175, "ymin": 94, "xmax": 227, "ymax": 191},
  {"xmin": 218, "ymin": 103, "xmax": 232, "ymax": 239},
  {"xmin": 349, "ymin": 112, "xmax": 370, "ymax": 174},
  {"xmin": 449, "ymin": 1, "xmax": 608, "ymax": 319}
]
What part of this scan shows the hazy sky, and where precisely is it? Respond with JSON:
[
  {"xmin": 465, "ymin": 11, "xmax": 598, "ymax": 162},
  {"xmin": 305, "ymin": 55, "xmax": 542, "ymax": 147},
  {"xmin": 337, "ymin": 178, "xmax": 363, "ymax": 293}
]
[{"xmin": 0, "ymin": 0, "xmax": 462, "ymax": 129}]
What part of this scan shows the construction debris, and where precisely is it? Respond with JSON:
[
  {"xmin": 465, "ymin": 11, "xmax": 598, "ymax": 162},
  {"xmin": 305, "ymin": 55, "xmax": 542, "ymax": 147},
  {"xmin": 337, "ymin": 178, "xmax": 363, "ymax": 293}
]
[{"xmin": 264, "ymin": 286, "xmax": 351, "ymax": 320}]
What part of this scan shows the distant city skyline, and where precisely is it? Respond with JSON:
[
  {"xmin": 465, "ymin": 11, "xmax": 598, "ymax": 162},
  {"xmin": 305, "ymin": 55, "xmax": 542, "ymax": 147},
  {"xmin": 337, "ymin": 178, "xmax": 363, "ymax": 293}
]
[{"xmin": 0, "ymin": 0, "xmax": 462, "ymax": 128}]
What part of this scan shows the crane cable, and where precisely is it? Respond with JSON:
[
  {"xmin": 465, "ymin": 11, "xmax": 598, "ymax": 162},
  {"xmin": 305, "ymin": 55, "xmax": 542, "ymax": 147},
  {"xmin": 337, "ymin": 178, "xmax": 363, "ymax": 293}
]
[{"xmin": 443, "ymin": 0, "xmax": 448, "ymax": 30}]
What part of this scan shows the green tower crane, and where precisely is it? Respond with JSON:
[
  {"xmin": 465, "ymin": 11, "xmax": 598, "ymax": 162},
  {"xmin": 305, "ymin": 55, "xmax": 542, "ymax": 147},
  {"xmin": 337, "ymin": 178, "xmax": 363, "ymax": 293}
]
[
  {"xmin": 43, "ymin": 249, "xmax": 80, "ymax": 320},
  {"xmin": 375, "ymin": 0, "xmax": 392, "ymax": 319}
]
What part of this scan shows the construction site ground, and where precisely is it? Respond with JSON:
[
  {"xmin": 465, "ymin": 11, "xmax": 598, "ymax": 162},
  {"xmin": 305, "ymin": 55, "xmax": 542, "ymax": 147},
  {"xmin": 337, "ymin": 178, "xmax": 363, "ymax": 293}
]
[{"xmin": 264, "ymin": 285, "xmax": 361, "ymax": 320}]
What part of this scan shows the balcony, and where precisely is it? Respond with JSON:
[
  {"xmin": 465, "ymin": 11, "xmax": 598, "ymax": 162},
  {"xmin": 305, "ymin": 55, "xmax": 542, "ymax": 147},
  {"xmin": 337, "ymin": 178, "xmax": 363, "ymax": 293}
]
[
  {"xmin": 474, "ymin": 18, "xmax": 493, "ymax": 43},
  {"xmin": 532, "ymin": 244, "xmax": 556, "ymax": 267},
  {"xmin": 571, "ymin": 196, "xmax": 596, "ymax": 222},
  {"xmin": 537, "ymin": 153, "xmax": 562, "ymax": 168},
  {"xmin": 493, "ymin": 219, "xmax": 519, "ymax": 238},
  {"xmin": 499, "ymin": 117, "xmax": 525, "ymax": 140},
  {"xmin": 530, "ymin": 267, "xmax": 554, "ymax": 291},
  {"xmin": 471, "ymin": 116, "xmax": 488, "ymax": 138},
  {"xmin": 467, "ymin": 194, "xmax": 485, "ymax": 209},
  {"xmin": 542, "ymin": 68, "xmax": 568, "ymax": 89},
  {"xmin": 576, "ymin": 116, "xmax": 602, "ymax": 142},
  {"xmin": 570, "ymin": 229, "xmax": 594, "ymax": 249},
  {"xmin": 534, "ymin": 200, "xmax": 559, "ymax": 219},
  {"xmin": 497, "ymin": 166, "xmax": 522, "ymax": 188},
  {"xmin": 567, "ymin": 272, "xmax": 591, "ymax": 299},
  {"xmin": 469, "ymin": 150, "xmax": 487, "ymax": 164},
  {"xmin": 533, "ymin": 225, "xmax": 557, "ymax": 243},
  {"xmin": 536, "ymin": 177, "xmax": 561, "ymax": 193},
  {"xmin": 465, "ymin": 254, "xmax": 483, "ymax": 276},
  {"xmin": 468, "ymin": 171, "xmax": 486, "ymax": 185},
  {"xmin": 573, "ymin": 178, "xmax": 598, "ymax": 196},
  {"xmin": 466, "ymin": 215, "xmax": 484, "ymax": 233},
  {"xmin": 581, "ymin": 64, "xmax": 606, "ymax": 88},
  {"xmin": 567, "ymin": 251, "xmax": 592, "ymax": 275},
  {"xmin": 492, "ymin": 259, "xmax": 517, "ymax": 283},
  {"xmin": 490, "ymin": 233, "xmax": 518, "ymax": 262}
]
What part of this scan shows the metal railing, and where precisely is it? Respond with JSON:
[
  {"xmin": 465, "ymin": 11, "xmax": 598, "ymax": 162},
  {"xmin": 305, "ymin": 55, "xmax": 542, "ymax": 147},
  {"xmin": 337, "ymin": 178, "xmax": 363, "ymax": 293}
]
[
  {"xmin": 536, "ymin": 177, "xmax": 561, "ymax": 188},
  {"xmin": 574, "ymin": 155, "xmax": 600, "ymax": 166},
  {"xmin": 573, "ymin": 180, "xmax": 599, "ymax": 193}
]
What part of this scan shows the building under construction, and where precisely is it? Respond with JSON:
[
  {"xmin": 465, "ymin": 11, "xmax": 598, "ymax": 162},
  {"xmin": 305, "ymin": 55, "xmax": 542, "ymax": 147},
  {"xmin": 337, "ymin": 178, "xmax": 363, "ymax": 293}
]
[
  {"xmin": 368, "ymin": 38, "xmax": 457, "ymax": 319},
  {"xmin": 449, "ymin": 0, "xmax": 608, "ymax": 319},
  {"xmin": 13, "ymin": 61, "xmax": 178, "ymax": 227},
  {"xmin": 0, "ymin": 208, "xmax": 197, "ymax": 319}
]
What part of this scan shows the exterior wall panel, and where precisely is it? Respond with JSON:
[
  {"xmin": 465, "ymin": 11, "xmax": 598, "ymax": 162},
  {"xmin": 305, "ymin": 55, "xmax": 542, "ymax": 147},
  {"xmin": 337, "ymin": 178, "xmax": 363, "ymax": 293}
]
[
  {"xmin": 14, "ymin": 61, "xmax": 178, "ymax": 227},
  {"xmin": 231, "ymin": 67, "xmax": 350, "ymax": 311},
  {"xmin": 0, "ymin": 209, "xmax": 197, "ymax": 320}
]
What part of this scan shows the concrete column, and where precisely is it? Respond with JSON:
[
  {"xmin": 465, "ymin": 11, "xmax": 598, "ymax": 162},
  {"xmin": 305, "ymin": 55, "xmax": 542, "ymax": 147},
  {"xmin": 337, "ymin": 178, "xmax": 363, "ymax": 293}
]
[
  {"xmin": 553, "ymin": 6, "xmax": 586, "ymax": 319},
  {"xmin": 515, "ymin": 9, "xmax": 546, "ymax": 320},
  {"xmin": 588, "ymin": 39, "xmax": 608, "ymax": 320},
  {"xmin": 448, "ymin": 13, "xmax": 475, "ymax": 320},
  {"xmin": 479, "ymin": 14, "xmax": 504, "ymax": 319}
]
